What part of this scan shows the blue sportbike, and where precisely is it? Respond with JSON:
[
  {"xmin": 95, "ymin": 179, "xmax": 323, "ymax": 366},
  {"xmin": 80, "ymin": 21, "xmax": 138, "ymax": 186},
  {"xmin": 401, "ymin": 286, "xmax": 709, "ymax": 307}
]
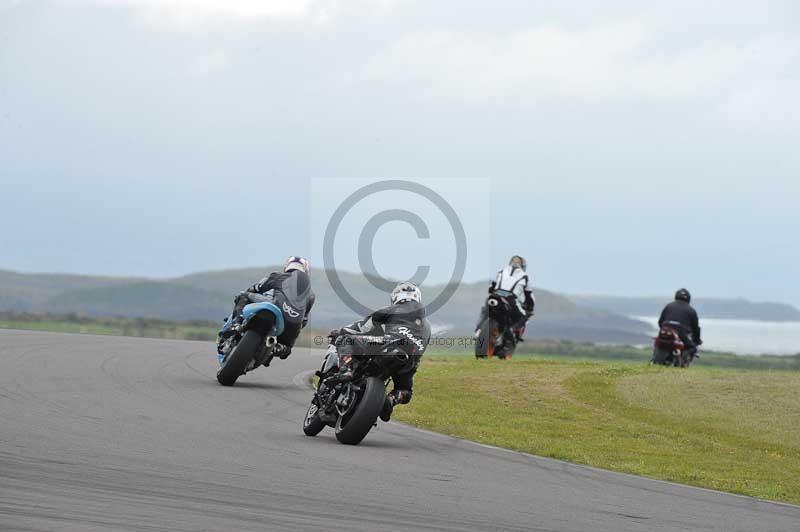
[{"xmin": 216, "ymin": 294, "xmax": 285, "ymax": 386}]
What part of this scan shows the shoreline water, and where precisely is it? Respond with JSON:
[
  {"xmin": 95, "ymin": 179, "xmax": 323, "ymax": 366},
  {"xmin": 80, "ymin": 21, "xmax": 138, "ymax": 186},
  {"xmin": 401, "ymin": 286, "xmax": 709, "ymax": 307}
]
[{"xmin": 633, "ymin": 316, "xmax": 800, "ymax": 356}]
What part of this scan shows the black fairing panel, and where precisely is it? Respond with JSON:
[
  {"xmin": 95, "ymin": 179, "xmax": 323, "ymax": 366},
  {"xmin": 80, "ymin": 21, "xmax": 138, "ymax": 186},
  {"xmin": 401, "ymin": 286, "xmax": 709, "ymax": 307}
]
[{"xmin": 244, "ymin": 313, "xmax": 276, "ymax": 336}]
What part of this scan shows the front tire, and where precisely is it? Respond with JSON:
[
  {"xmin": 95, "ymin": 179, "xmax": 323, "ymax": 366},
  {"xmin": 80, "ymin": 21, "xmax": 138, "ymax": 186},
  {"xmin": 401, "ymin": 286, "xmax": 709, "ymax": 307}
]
[
  {"xmin": 217, "ymin": 329, "xmax": 261, "ymax": 386},
  {"xmin": 302, "ymin": 401, "xmax": 326, "ymax": 436},
  {"xmin": 334, "ymin": 377, "xmax": 386, "ymax": 445}
]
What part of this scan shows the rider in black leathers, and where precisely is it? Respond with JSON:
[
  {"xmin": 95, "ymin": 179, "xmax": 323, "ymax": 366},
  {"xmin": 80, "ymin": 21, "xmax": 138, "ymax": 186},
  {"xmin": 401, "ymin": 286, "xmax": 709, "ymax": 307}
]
[
  {"xmin": 658, "ymin": 288, "xmax": 702, "ymax": 354},
  {"xmin": 220, "ymin": 257, "xmax": 315, "ymax": 359},
  {"xmin": 328, "ymin": 282, "xmax": 431, "ymax": 422}
]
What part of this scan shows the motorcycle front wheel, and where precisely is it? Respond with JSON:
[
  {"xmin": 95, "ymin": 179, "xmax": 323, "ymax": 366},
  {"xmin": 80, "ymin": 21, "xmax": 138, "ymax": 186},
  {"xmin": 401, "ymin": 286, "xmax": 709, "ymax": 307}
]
[{"xmin": 302, "ymin": 400, "xmax": 326, "ymax": 436}]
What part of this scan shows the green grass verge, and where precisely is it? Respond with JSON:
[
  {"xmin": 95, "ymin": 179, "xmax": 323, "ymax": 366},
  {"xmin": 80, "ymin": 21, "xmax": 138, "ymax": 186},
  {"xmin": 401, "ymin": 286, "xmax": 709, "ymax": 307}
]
[
  {"xmin": 426, "ymin": 339, "xmax": 800, "ymax": 371},
  {"xmin": 395, "ymin": 357, "xmax": 800, "ymax": 505},
  {"xmin": 0, "ymin": 313, "xmax": 219, "ymax": 341},
  {"xmin": 0, "ymin": 312, "xmax": 329, "ymax": 347}
]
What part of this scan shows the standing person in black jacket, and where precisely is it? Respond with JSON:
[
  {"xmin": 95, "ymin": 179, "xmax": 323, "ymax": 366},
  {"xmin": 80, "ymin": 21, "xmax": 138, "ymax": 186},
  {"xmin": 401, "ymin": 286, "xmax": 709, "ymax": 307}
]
[
  {"xmin": 219, "ymin": 256, "xmax": 315, "ymax": 360},
  {"xmin": 658, "ymin": 288, "xmax": 702, "ymax": 354}
]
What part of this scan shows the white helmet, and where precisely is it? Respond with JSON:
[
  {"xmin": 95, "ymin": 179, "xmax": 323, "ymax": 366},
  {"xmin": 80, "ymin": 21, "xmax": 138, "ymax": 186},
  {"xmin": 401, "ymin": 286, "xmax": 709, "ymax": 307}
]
[
  {"xmin": 391, "ymin": 282, "xmax": 422, "ymax": 305},
  {"xmin": 284, "ymin": 256, "xmax": 310, "ymax": 274}
]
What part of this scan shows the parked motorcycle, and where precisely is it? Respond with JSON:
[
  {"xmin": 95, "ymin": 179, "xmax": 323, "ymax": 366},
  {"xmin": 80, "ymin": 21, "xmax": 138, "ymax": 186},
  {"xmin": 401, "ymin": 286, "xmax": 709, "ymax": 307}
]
[
  {"xmin": 216, "ymin": 295, "xmax": 284, "ymax": 386},
  {"xmin": 303, "ymin": 340, "xmax": 410, "ymax": 445},
  {"xmin": 474, "ymin": 289, "xmax": 522, "ymax": 360},
  {"xmin": 651, "ymin": 326, "xmax": 696, "ymax": 367}
]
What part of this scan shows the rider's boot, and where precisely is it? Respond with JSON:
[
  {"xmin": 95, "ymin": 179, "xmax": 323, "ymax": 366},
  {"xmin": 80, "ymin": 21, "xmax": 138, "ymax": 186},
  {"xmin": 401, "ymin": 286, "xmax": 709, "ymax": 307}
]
[
  {"xmin": 274, "ymin": 344, "xmax": 292, "ymax": 360},
  {"xmin": 380, "ymin": 395, "xmax": 396, "ymax": 422}
]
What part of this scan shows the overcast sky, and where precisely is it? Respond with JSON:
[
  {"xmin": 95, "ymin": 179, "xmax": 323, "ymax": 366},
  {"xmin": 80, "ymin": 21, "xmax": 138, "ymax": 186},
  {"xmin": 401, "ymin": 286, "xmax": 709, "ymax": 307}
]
[{"xmin": 1, "ymin": 1, "xmax": 799, "ymax": 304}]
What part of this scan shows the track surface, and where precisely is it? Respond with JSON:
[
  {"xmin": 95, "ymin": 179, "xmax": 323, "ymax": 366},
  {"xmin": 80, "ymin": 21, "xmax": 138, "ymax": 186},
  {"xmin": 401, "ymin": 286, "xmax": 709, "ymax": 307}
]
[{"xmin": 1, "ymin": 330, "xmax": 798, "ymax": 532}]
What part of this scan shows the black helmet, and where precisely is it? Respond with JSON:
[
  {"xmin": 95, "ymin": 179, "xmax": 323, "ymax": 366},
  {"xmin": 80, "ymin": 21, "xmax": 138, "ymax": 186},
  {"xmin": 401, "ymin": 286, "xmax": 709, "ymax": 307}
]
[{"xmin": 675, "ymin": 288, "xmax": 691, "ymax": 303}]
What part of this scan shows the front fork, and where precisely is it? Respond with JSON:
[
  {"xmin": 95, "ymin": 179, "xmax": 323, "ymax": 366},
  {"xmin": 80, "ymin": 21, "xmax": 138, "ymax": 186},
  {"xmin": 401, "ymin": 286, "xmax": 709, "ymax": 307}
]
[{"xmin": 315, "ymin": 344, "xmax": 368, "ymax": 422}]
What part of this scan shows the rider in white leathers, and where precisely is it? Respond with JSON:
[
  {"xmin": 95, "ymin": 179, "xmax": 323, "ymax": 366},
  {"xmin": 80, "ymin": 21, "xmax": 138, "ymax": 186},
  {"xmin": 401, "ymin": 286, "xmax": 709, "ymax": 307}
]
[{"xmin": 475, "ymin": 255, "xmax": 535, "ymax": 340}]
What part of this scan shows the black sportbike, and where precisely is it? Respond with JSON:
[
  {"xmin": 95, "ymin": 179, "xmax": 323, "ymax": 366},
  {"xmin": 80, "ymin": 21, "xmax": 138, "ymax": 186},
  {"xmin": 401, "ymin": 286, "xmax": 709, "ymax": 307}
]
[
  {"xmin": 474, "ymin": 289, "xmax": 522, "ymax": 360},
  {"xmin": 303, "ymin": 340, "xmax": 410, "ymax": 445}
]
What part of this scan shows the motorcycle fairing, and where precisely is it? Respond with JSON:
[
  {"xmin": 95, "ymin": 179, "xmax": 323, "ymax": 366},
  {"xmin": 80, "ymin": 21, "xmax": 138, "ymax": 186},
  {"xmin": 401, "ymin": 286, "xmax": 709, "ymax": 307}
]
[{"xmin": 242, "ymin": 301, "xmax": 285, "ymax": 336}]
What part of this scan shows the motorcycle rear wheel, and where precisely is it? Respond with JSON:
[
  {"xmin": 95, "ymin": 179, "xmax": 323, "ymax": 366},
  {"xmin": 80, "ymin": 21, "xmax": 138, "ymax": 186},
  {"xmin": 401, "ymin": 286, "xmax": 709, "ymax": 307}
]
[
  {"xmin": 334, "ymin": 376, "xmax": 386, "ymax": 445},
  {"xmin": 217, "ymin": 329, "xmax": 261, "ymax": 386},
  {"xmin": 651, "ymin": 347, "xmax": 673, "ymax": 366},
  {"xmin": 475, "ymin": 319, "xmax": 497, "ymax": 359}
]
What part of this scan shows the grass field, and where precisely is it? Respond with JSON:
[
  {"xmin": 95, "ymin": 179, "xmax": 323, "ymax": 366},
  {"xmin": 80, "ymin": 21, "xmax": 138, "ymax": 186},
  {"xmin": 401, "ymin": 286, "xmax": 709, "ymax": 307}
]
[
  {"xmin": 394, "ymin": 357, "xmax": 800, "ymax": 505},
  {"xmin": 427, "ymin": 339, "xmax": 800, "ymax": 371},
  {"xmin": 4, "ymin": 311, "xmax": 798, "ymax": 370},
  {"xmin": 0, "ymin": 312, "xmax": 328, "ymax": 347},
  {"xmin": 0, "ymin": 313, "xmax": 219, "ymax": 341}
]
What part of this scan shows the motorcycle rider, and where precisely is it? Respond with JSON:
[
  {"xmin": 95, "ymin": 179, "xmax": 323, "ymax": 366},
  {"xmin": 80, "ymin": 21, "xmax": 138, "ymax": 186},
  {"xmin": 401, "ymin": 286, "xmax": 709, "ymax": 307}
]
[
  {"xmin": 658, "ymin": 288, "xmax": 702, "ymax": 355},
  {"xmin": 475, "ymin": 255, "xmax": 535, "ymax": 341},
  {"xmin": 327, "ymin": 282, "xmax": 431, "ymax": 422},
  {"xmin": 219, "ymin": 256, "xmax": 315, "ymax": 360}
]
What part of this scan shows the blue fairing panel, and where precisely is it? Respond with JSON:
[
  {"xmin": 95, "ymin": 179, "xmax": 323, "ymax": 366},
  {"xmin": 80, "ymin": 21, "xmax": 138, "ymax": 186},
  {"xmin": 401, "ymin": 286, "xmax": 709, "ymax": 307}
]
[{"xmin": 242, "ymin": 302, "xmax": 285, "ymax": 336}]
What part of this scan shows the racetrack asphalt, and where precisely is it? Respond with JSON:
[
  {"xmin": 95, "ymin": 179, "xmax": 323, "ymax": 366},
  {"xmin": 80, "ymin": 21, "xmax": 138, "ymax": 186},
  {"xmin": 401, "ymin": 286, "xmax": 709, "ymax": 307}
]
[{"xmin": 1, "ymin": 329, "xmax": 798, "ymax": 531}]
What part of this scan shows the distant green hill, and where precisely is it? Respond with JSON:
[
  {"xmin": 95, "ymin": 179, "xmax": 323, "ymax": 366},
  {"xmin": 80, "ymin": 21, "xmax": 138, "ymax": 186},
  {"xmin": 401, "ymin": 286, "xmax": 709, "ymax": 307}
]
[
  {"xmin": 175, "ymin": 268, "xmax": 653, "ymax": 342},
  {"xmin": 0, "ymin": 268, "xmax": 651, "ymax": 343},
  {"xmin": 569, "ymin": 295, "xmax": 800, "ymax": 322},
  {"xmin": 5, "ymin": 268, "xmax": 797, "ymax": 343},
  {"xmin": 51, "ymin": 282, "xmax": 230, "ymax": 321}
]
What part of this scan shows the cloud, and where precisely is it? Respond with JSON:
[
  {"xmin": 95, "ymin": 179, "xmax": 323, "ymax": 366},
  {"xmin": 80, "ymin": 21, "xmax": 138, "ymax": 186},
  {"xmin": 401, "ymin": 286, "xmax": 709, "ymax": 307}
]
[
  {"xmin": 54, "ymin": 0, "xmax": 403, "ymax": 25},
  {"xmin": 187, "ymin": 49, "xmax": 229, "ymax": 77},
  {"xmin": 363, "ymin": 22, "xmax": 642, "ymax": 100},
  {"xmin": 83, "ymin": 0, "xmax": 311, "ymax": 19},
  {"xmin": 363, "ymin": 19, "xmax": 799, "ymax": 120}
]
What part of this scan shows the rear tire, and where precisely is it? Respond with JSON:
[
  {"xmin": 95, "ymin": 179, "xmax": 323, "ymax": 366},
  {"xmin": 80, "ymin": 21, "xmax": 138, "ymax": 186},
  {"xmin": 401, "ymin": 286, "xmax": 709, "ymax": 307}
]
[
  {"xmin": 651, "ymin": 347, "xmax": 671, "ymax": 365},
  {"xmin": 474, "ymin": 319, "xmax": 496, "ymax": 359},
  {"xmin": 217, "ymin": 330, "xmax": 261, "ymax": 386},
  {"xmin": 502, "ymin": 335, "xmax": 518, "ymax": 359},
  {"xmin": 302, "ymin": 401, "xmax": 326, "ymax": 436},
  {"xmin": 335, "ymin": 377, "xmax": 386, "ymax": 445}
]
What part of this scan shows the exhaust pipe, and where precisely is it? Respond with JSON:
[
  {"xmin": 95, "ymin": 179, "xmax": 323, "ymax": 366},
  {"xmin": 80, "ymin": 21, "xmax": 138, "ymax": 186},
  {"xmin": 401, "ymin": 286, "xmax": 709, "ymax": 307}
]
[{"xmin": 265, "ymin": 336, "xmax": 277, "ymax": 348}]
